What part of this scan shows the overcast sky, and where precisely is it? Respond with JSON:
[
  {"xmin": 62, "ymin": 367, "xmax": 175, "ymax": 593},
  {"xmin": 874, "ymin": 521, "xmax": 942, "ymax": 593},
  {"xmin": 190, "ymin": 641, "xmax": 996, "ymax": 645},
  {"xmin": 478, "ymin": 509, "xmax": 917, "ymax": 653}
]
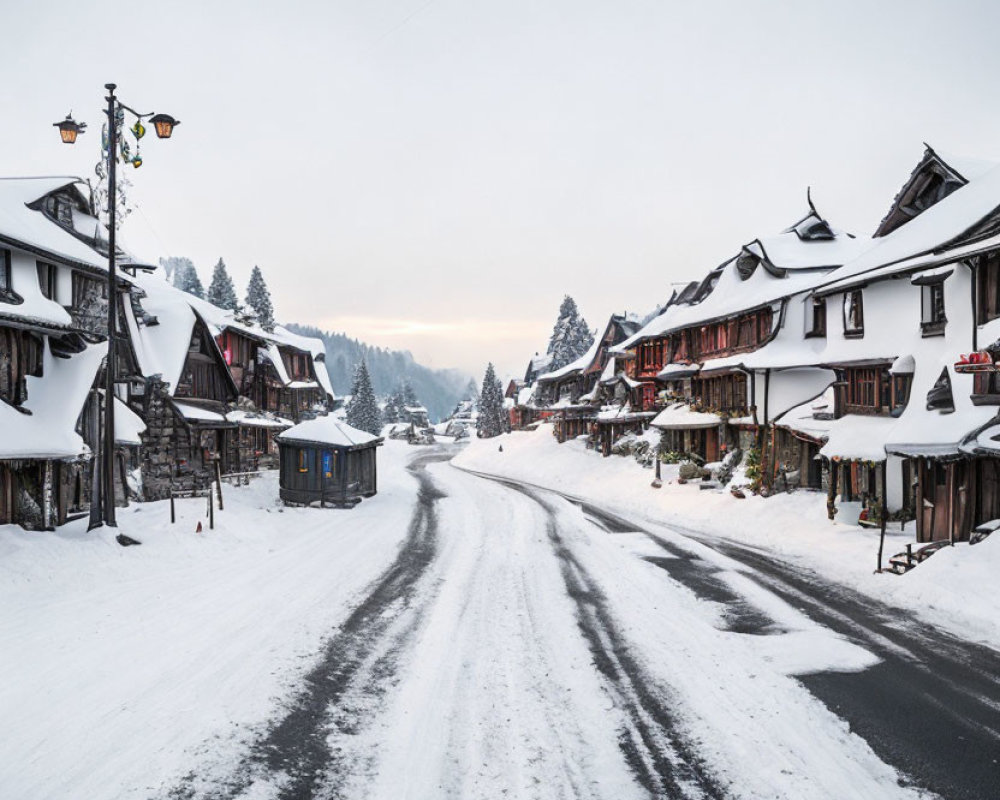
[{"xmin": 3, "ymin": 0, "xmax": 1000, "ymax": 379}]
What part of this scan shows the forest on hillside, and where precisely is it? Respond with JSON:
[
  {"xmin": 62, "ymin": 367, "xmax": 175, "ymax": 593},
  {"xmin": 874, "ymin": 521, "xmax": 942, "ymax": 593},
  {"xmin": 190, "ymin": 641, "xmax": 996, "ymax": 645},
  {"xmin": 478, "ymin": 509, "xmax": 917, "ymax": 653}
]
[{"xmin": 285, "ymin": 324, "xmax": 471, "ymax": 423}]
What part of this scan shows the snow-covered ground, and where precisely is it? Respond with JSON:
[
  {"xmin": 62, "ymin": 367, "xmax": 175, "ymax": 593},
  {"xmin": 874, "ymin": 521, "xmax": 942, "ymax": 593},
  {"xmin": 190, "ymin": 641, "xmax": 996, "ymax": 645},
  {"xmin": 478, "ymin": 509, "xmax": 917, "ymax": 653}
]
[
  {"xmin": 0, "ymin": 442, "xmax": 419, "ymax": 800},
  {"xmin": 453, "ymin": 426, "xmax": 1000, "ymax": 652},
  {"xmin": 2, "ymin": 433, "xmax": 994, "ymax": 799}
]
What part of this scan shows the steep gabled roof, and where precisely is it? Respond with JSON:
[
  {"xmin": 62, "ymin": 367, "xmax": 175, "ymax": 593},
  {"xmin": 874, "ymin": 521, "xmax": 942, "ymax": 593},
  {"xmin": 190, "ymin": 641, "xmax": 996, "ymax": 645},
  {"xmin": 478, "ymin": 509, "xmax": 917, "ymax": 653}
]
[
  {"xmin": 0, "ymin": 177, "xmax": 107, "ymax": 271},
  {"xmin": 873, "ymin": 145, "xmax": 998, "ymax": 238}
]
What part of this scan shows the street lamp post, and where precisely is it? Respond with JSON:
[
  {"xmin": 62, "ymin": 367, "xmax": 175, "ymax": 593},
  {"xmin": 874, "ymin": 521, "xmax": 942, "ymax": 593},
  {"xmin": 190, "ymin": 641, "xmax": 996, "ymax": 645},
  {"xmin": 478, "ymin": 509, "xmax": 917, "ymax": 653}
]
[{"xmin": 55, "ymin": 84, "xmax": 179, "ymax": 533}]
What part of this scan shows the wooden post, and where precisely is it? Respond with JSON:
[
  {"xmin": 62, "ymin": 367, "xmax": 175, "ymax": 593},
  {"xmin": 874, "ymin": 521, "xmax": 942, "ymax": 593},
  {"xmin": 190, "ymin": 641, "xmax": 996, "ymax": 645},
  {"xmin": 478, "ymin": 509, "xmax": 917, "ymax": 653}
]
[
  {"xmin": 208, "ymin": 489, "xmax": 214, "ymax": 530},
  {"xmin": 877, "ymin": 460, "xmax": 887, "ymax": 572},
  {"xmin": 170, "ymin": 490, "xmax": 175, "ymax": 524},
  {"xmin": 215, "ymin": 461, "xmax": 224, "ymax": 511}
]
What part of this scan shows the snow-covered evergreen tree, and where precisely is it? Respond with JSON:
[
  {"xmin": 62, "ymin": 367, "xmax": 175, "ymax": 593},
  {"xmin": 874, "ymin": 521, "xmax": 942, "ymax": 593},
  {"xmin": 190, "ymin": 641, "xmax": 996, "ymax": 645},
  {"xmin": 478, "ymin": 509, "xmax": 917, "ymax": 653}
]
[
  {"xmin": 382, "ymin": 393, "xmax": 400, "ymax": 424},
  {"xmin": 207, "ymin": 258, "xmax": 239, "ymax": 311},
  {"xmin": 465, "ymin": 378, "xmax": 480, "ymax": 408},
  {"xmin": 345, "ymin": 360, "xmax": 382, "ymax": 435},
  {"xmin": 172, "ymin": 260, "xmax": 204, "ymax": 299},
  {"xmin": 160, "ymin": 256, "xmax": 192, "ymax": 285},
  {"xmin": 402, "ymin": 378, "xmax": 419, "ymax": 409},
  {"xmin": 244, "ymin": 265, "xmax": 275, "ymax": 331},
  {"xmin": 477, "ymin": 363, "xmax": 506, "ymax": 438},
  {"xmin": 546, "ymin": 295, "xmax": 594, "ymax": 371}
]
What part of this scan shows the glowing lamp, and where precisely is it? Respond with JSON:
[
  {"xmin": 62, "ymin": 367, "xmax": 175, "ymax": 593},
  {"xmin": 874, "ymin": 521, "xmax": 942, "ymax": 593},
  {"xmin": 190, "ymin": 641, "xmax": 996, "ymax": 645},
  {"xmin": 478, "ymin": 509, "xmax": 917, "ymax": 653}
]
[
  {"xmin": 149, "ymin": 113, "xmax": 180, "ymax": 139},
  {"xmin": 53, "ymin": 114, "xmax": 86, "ymax": 144}
]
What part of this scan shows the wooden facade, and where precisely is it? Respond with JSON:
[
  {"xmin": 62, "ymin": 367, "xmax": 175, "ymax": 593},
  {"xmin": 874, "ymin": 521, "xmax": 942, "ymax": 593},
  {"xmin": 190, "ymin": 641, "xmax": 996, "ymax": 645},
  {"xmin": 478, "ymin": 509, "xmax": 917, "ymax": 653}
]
[
  {"xmin": 915, "ymin": 457, "xmax": 1000, "ymax": 543},
  {"xmin": 278, "ymin": 439, "xmax": 381, "ymax": 507}
]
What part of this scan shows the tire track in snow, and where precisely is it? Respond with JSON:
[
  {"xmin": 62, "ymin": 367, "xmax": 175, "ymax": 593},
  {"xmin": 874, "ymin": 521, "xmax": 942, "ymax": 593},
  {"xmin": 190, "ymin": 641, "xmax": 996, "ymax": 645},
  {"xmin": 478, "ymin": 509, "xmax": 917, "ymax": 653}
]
[
  {"xmin": 498, "ymin": 480, "xmax": 726, "ymax": 800},
  {"xmin": 166, "ymin": 452, "xmax": 450, "ymax": 800},
  {"xmin": 499, "ymin": 484, "xmax": 1000, "ymax": 800}
]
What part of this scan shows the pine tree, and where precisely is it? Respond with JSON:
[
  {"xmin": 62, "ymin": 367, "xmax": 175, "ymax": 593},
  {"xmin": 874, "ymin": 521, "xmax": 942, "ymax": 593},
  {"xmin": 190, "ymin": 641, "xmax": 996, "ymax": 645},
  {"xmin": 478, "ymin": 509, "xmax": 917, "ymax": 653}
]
[
  {"xmin": 402, "ymin": 378, "xmax": 419, "ymax": 409},
  {"xmin": 478, "ymin": 362, "xmax": 506, "ymax": 438},
  {"xmin": 546, "ymin": 295, "xmax": 594, "ymax": 371},
  {"xmin": 161, "ymin": 256, "xmax": 192, "ymax": 285},
  {"xmin": 382, "ymin": 393, "xmax": 399, "ymax": 424},
  {"xmin": 345, "ymin": 360, "xmax": 382, "ymax": 435},
  {"xmin": 207, "ymin": 258, "xmax": 239, "ymax": 311},
  {"xmin": 173, "ymin": 260, "xmax": 205, "ymax": 299},
  {"xmin": 245, "ymin": 265, "xmax": 275, "ymax": 331}
]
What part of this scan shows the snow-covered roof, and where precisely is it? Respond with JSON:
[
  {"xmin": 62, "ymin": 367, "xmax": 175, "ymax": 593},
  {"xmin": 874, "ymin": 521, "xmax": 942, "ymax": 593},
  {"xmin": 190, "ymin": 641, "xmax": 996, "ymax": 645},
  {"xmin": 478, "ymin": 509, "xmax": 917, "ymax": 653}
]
[
  {"xmin": 657, "ymin": 363, "xmax": 700, "ymax": 379},
  {"xmin": 819, "ymin": 415, "xmax": 897, "ymax": 462},
  {"xmin": 172, "ymin": 401, "xmax": 227, "ymax": 423},
  {"xmin": 615, "ymin": 210, "xmax": 865, "ymax": 352},
  {"xmin": 538, "ymin": 334, "xmax": 602, "ymax": 382},
  {"xmin": 774, "ymin": 386, "xmax": 836, "ymax": 443},
  {"xmin": 813, "ymin": 154, "xmax": 1000, "ymax": 294},
  {"xmin": 127, "ymin": 273, "xmax": 199, "ymax": 394},
  {"xmin": 0, "ymin": 341, "xmax": 103, "ymax": 459},
  {"xmin": 268, "ymin": 327, "xmax": 334, "ymax": 400},
  {"xmin": 0, "ymin": 177, "xmax": 107, "ymax": 270},
  {"xmin": 226, "ymin": 409, "xmax": 293, "ymax": 428},
  {"xmin": 650, "ymin": 402, "xmax": 721, "ymax": 430},
  {"xmin": 114, "ymin": 396, "xmax": 147, "ymax": 445},
  {"xmin": 277, "ymin": 416, "xmax": 382, "ymax": 448}
]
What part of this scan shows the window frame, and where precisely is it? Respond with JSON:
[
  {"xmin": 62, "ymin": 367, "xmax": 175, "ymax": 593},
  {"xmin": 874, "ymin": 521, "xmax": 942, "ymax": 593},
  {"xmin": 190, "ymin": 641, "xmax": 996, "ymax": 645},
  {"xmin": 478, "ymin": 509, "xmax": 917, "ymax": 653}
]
[
  {"xmin": 920, "ymin": 281, "xmax": 947, "ymax": 336},
  {"xmin": 36, "ymin": 261, "xmax": 57, "ymax": 301},
  {"xmin": 843, "ymin": 290, "xmax": 864, "ymax": 337},
  {"xmin": 806, "ymin": 296, "xmax": 827, "ymax": 338}
]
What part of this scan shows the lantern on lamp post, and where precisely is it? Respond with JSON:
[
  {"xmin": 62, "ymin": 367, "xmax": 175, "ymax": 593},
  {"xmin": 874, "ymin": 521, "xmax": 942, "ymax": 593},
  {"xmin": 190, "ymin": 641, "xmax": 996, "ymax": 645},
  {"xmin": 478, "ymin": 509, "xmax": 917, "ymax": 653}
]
[
  {"xmin": 53, "ymin": 113, "xmax": 86, "ymax": 144},
  {"xmin": 54, "ymin": 84, "xmax": 179, "ymax": 537}
]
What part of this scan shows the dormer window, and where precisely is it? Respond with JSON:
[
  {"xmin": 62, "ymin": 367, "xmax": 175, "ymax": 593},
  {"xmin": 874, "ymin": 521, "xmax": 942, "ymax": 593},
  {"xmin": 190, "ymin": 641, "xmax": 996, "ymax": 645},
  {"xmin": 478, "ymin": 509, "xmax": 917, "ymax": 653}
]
[
  {"xmin": 736, "ymin": 253, "xmax": 759, "ymax": 280},
  {"xmin": 793, "ymin": 216, "xmax": 835, "ymax": 241},
  {"xmin": 44, "ymin": 194, "xmax": 74, "ymax": 226},
  {"xmin": 843, "ymin": 290, "xmax": 864, "ymax": 337},
  {"xmin": 806, "ymin": 297, "xmax": 826, "ymax": 338}
]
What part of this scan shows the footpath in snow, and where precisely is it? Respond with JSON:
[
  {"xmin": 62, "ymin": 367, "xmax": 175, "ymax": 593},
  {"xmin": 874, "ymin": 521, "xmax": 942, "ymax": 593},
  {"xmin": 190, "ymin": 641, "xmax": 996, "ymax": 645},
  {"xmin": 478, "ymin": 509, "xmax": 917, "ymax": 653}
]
[{"xmin": 452, "ymin": 425, "xmax": 1000, "ymax": 652}]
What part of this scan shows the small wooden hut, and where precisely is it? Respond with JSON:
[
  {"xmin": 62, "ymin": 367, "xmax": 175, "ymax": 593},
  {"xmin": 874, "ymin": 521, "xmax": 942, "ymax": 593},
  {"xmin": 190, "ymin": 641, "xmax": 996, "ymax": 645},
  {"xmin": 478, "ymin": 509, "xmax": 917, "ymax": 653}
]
[{"xmin": 276, "ymin": 416, "xmax": 383, "ymax": 507}]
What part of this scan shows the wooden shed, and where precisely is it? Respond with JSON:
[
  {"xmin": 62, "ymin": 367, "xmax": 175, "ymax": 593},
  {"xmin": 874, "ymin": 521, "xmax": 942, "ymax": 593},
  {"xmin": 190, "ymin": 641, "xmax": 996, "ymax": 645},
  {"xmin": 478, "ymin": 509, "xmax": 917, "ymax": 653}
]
[{"xmin": 276, "ymin": 416, "xmax": 383, "ymax": 507}]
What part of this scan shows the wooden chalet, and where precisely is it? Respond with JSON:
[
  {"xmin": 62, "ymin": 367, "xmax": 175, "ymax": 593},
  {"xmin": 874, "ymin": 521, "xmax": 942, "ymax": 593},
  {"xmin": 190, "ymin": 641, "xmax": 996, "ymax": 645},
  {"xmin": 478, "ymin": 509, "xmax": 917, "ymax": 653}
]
[
  {"xmin": 620, "ymin": 198, "xmax": 866, "ymax": 466},
  {"xmin": 277, "ymin": 416, "xmax": 382, "ymax": 507},
  {"xmin": 535, "ymin": 313, "xmax": 642, "ymax": 443},
  {"xmin": 802, "ymin": 146, "xmax": 1000, "ymax": 539},
  {"xmin": 0, "ymin": 177, "xmax": 149, "ymax": 529}
]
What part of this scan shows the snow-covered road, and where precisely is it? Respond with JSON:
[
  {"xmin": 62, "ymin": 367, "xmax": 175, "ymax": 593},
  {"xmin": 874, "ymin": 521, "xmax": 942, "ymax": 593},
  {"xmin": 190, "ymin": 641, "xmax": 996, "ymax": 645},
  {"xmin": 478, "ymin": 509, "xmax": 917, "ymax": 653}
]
[
  {"xmin": 166, "ymin": 447, "xmax": 987, "ymax": 800},
  {"xmin": 4, "ymin": 441, "xmax": 997, "ymax": 799}
]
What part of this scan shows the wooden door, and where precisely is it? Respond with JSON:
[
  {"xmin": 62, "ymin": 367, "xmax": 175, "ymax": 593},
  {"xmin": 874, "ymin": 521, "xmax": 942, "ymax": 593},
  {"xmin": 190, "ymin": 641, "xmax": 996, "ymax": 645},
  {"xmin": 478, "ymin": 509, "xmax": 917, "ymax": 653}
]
[
  {"xmin": 919, "ymin": 461, "xmax": 951, "ymax": 542},
  {"xmin": 705, "ymin": 428, "xmax": 719, "ymax": 462}
]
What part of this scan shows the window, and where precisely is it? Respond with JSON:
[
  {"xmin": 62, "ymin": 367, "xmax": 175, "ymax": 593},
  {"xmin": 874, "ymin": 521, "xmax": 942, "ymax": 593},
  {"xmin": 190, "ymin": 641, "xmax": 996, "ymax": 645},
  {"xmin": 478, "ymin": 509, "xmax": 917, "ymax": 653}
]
[
  {"xmin": 843, "ymin": 367, "xmax": 885, "ymax": 413},
  {"xmin": 977, "ymin": 252, "xmax": 1000, "ymax": 323},
  {"xmin": 973, "ymin": 371, "xmax": 1000, "ymax": 404},
  {"xmin": 920, "ymin": 282, "xmax": 946, "ymax": 335},
  {"xmin": 0, "ymin": 249, "xmax": 10, "ymax": 295},
  {"xmin": 843, "ymin": 290, "xmax": 864, "ymax": 336},
  {"xmin": 37, "ymin": 262, "xmax": 57, "ymax": 301},
  {"xmin": 71, "ymin": 271, "xmax": 107, "ymax": 308},
  {"xmin": 892, "ymin": 375, "xmax": 912, "ymax": 414},
  {"xmin": 807, "ymin": 297, "xmax": 826, "ymax": 338},
  {"xmin": 298, "ymin": 449, "xmax": 309, "ymax": 473}
]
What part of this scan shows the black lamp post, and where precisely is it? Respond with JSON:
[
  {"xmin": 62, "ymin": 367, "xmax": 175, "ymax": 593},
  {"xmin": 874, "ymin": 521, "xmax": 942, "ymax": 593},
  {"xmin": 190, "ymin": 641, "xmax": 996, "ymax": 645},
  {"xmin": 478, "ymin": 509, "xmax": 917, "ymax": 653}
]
[{"xmin": 55, "ymin": 84, "xmax": 179, "ymax": 533}]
